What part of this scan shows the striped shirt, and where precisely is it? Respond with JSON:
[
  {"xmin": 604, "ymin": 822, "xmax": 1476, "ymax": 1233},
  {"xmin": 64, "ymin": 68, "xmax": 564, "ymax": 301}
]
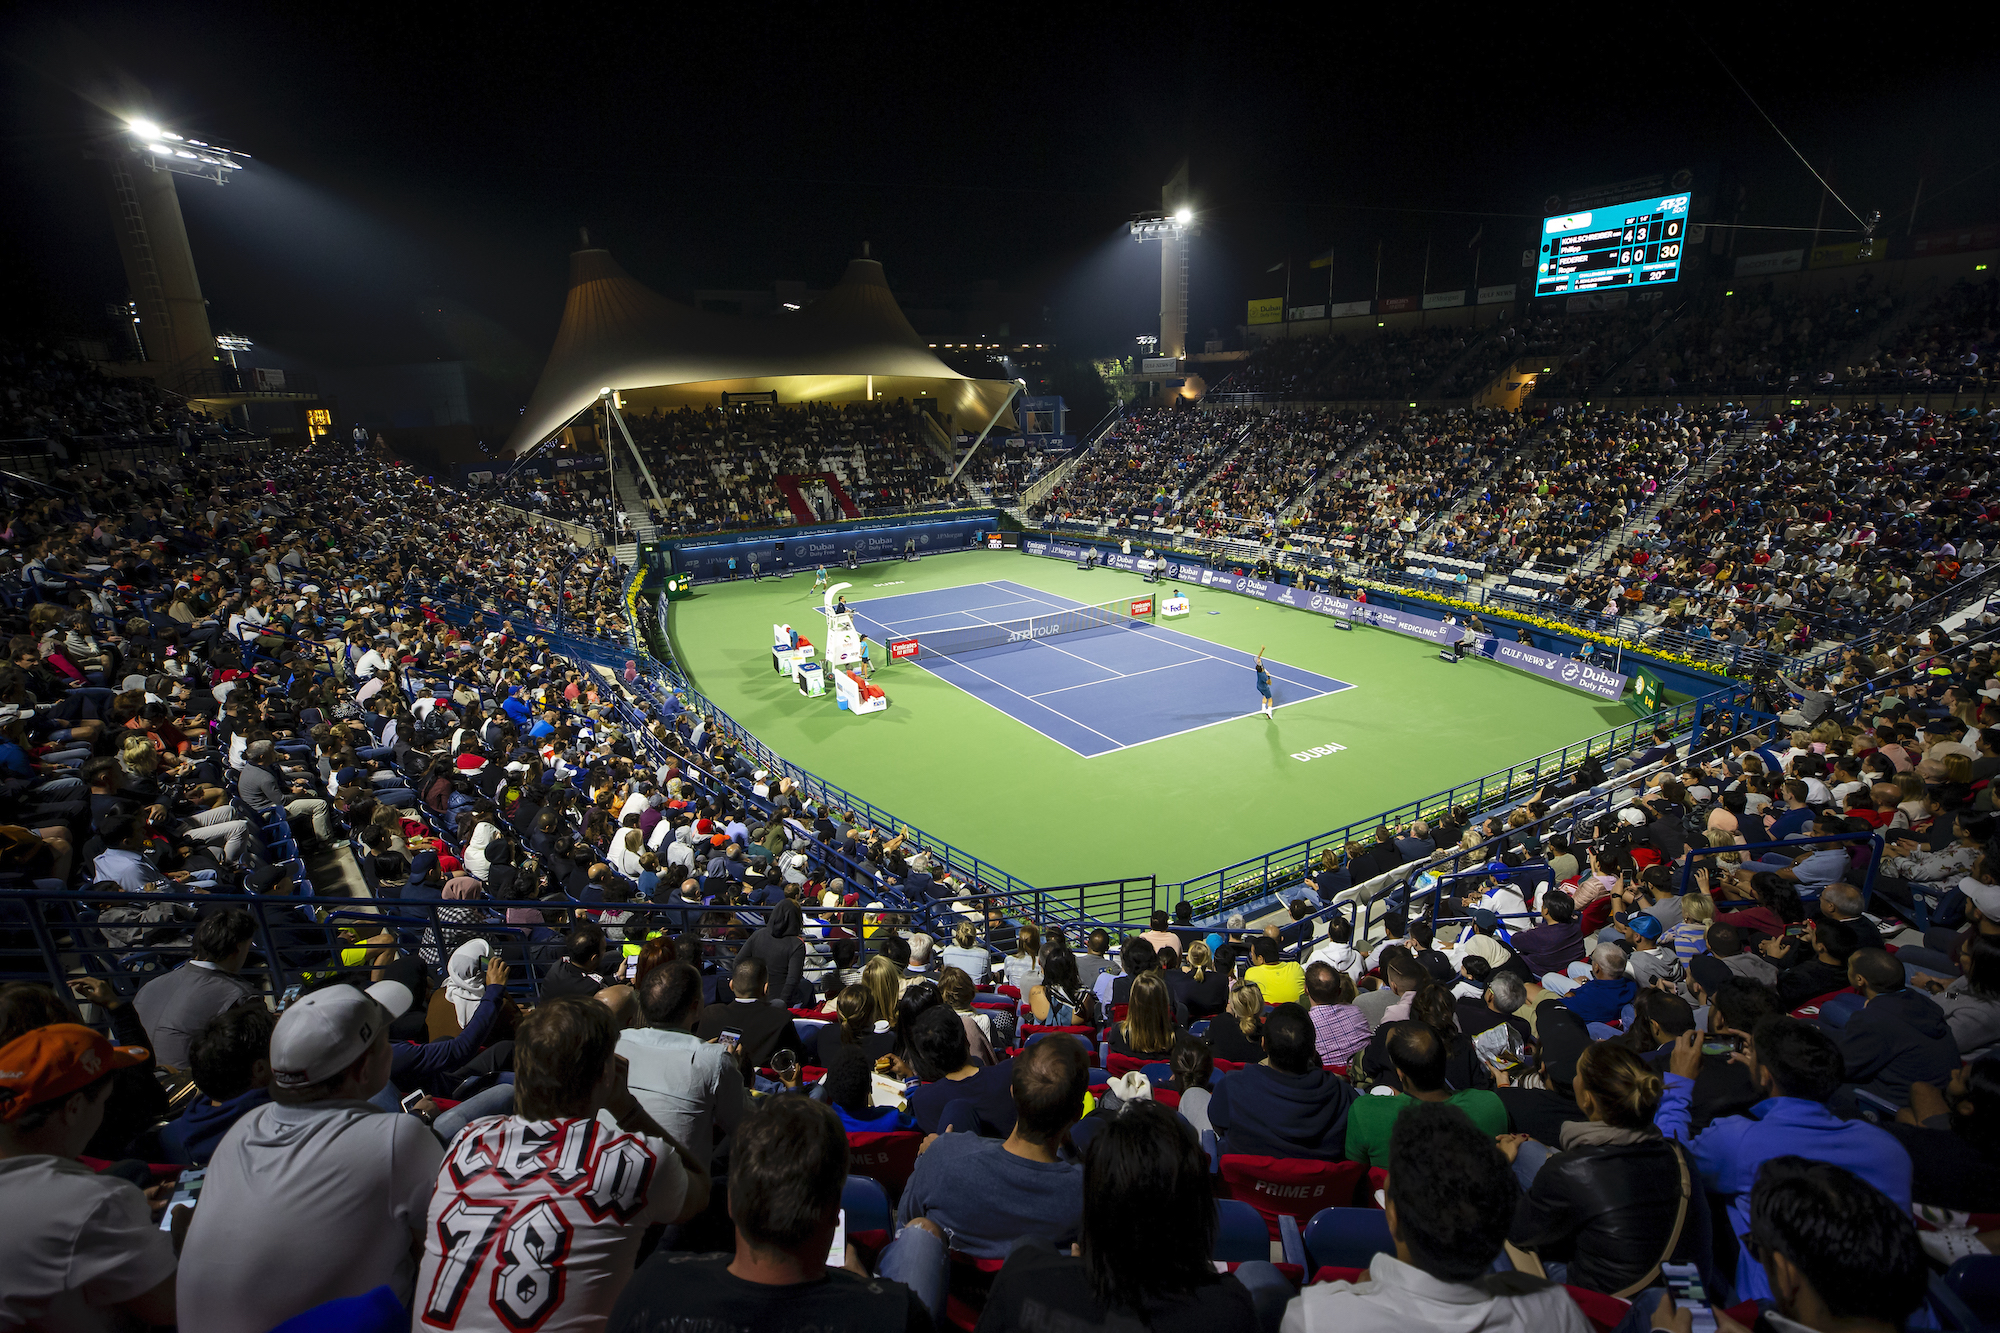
[{"xmin": 1311, "ymin": 1003, "xmax": 1372, "ymax": 1065}]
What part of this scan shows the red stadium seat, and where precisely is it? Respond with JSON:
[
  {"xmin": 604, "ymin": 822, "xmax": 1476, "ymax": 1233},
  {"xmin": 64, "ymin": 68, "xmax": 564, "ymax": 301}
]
[
  {"xmin": 847, "ymin": 1130, "xmax": 923, "ymax": 1197},
  {"xmin": 1577, "ymin": 896, "xmax": 1615, "ymax": 936},
  {"xmin": 1218, "ymin": 1155, "xmax": 1366, "ymax": 1239},
  {"xmin": 1103, "ymin": 1051, "xmax": 1159, "ymax": 1077}
]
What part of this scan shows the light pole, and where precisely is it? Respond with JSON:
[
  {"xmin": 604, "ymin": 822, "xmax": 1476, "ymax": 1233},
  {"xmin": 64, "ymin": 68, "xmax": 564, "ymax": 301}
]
[{"xmin": 1130, "ymin": 207, "xmax": 1199, "ymax": 360}]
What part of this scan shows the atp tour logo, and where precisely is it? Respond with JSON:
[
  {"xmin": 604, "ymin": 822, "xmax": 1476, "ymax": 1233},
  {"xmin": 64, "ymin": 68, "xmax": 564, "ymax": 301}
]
[{"xmin": 1009, "ymin": 625, "xmax": 1060, "ymax": 643}]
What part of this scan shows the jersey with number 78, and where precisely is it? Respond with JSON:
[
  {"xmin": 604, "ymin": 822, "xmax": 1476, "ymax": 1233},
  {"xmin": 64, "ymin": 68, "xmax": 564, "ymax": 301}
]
[{"xmin": 415, "ymin": 1113, "xmax": 688, "ymax": 1332}]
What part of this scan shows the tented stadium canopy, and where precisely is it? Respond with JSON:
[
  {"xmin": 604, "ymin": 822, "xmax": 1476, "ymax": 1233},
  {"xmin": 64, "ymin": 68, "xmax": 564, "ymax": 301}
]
[{"xmin": 502, "ymin": 248, "xmax": 1020, "ymax": 457}]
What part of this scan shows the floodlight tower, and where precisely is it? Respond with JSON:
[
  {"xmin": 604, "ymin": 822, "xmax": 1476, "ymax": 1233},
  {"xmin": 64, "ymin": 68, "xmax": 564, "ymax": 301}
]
[
  {"xmin": 1129, "ymin": 160, "xmax": 1197, "ymax": 359},
  {"xmin": 91, "ymin": 117, "xmax": 251, "ymax": 394}
]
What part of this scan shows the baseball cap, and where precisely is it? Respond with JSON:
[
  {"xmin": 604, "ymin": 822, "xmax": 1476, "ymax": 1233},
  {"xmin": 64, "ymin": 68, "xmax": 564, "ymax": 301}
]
[
  {"xmin": 1470, "ymin": 908, "xmax": 1499, "ymax": 932},
  {"xmin": 1960, "ymin": 877, "xmax": 2000, "ymax": 921},
  {"xmin": 1626, "ymin": 913, "xmax": 1664, "ymax": 941},
  {"xmin": 268, "ymin": 981, "xmax": 413, "ymax": 1088},
  {"xmin": 0, "ymin": 1024, "xmax": 148, "ymax": 1121},
  {"xmin": 1689, "ymin": 955, "xmax": 1734, "ymax": 995}
]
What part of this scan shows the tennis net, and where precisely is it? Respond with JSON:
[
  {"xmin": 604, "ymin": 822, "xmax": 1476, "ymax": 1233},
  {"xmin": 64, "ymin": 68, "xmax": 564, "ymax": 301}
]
[{"xmin": 905, "ymin": 596, "xmax": 1155, "ymax": 660}]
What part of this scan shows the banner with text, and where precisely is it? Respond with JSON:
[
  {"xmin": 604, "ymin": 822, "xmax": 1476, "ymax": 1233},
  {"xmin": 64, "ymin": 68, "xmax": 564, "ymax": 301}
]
[
  {"xmin": 1328, "ymin": 300, "xmax": 1372, "ymax": 319},
  {"xmin": 1477, "ymin": 284, "xmax": 1518, "ymax": 305},
  {"xmin": 1141, "ymin": 357, "xmax": 1180, "ymax": 373},
  {"xmin": 1734, "ymin": 249, "xmax": 1803, "ymax": 277},
  {"xmin": 1423, "ymin": 290, "xmax": 1467, "ymax": 310},
  {"xmin": 1287, "ymin": 305, "xmax": 1327, "ymax": 321},
  {"xmin": 1022, "ymin": 541, "xmax": 1630, "ymax": 700},
  {"xmin": 1248, "ymin": 298, "xmax": 1284, "ymax": 325},
  {"xmin": 1378, "ymin": 296, "xmax": 1418, "ymax": 314}
]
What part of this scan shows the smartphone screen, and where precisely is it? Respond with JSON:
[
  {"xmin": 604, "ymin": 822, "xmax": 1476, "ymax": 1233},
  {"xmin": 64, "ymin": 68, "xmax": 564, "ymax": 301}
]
[
  {"xmin": 159, "ymin": 1168, "xmax": 206, "ymax": 1230},
  {"xmin": 400, "ymin": 1090, "xmax": 427, "ymax": 1113},
  {"xmin": 826, "ymin": 1208, "xmax": 846, "ymax": 1266},
  {"xmin": 721, "ymin": 1029, "xmax": 742, "ymax": 1056}
]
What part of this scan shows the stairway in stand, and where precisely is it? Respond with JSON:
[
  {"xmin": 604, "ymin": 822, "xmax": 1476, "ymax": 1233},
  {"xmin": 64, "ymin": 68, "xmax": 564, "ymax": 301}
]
[
  {"xmin": 773, "ymin": 475, "xmax": 821, "ymax": 525},
  {"xmin": 818, "ymin": 471, "xmax": 863, "ymax": 519}
]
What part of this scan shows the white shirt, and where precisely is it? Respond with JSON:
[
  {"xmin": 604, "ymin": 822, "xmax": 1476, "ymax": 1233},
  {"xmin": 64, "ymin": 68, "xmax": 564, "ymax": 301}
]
[
  {"xmin": 412, "ymin": 1112, "xmax": 690, "ymax": 1332},
  {"xmin": 1281, "ymin": 1254, "xmax": 1592, "ymax": 1333}
]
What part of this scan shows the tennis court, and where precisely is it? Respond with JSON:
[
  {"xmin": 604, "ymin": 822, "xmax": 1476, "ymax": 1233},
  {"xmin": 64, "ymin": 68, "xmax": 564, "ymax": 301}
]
[{"xmin": 826, "ymin": 579, "xmax": 1355, "ymax": 756}]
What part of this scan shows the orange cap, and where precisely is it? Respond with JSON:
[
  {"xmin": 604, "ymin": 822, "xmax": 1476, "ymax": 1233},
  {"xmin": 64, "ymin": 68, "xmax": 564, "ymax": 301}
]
[{"xmin": 0, "ymin": 1024, "xmax": 148, "ymax": 1122}]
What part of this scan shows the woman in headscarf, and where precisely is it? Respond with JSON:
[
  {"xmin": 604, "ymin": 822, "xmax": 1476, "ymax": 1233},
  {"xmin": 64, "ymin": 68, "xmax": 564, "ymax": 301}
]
[{"xmin": 429, "ymin": 935, "xmax": 493, "ymax": 1040}]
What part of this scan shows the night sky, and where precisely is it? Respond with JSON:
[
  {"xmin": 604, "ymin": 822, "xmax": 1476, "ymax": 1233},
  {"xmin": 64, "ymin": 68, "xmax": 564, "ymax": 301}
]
[{"xmin": 5, "ymin": 5, "xmax": 1996, "ymax": 383}]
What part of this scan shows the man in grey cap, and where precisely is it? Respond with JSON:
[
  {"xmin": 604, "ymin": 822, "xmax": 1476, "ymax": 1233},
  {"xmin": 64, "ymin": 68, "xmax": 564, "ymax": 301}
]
[{"xmin": 175, "ymin": 980, "xmax": 444, "ymax": 1333}]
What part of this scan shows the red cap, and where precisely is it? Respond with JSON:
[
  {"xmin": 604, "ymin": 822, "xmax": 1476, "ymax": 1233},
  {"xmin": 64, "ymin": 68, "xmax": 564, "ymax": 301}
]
[
  {"xmin": 454, "ymin": 754, "xmax": 487, "ymax": 770},
  {"xmin": 0, "ymin": 1025, "xmax": 148, "ymax": 1122}
]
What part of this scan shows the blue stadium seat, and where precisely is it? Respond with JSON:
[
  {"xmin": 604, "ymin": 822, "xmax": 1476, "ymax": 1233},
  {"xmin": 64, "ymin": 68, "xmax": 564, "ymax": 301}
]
[
  {"xmin": 841, "ymin": 1174, "xmax": 894, "ymax": 1237},
  {"xmin": 1302, "ymin": 1207, "xmax": 1394, "ymax": 1272},
  {"xmin": 1213, "ymin": 1200, "xmax": 1269, "ymax": 1263}
]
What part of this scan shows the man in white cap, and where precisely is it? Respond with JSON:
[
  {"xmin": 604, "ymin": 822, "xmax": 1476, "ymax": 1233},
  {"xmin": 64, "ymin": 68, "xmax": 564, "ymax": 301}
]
[{"xmin": 175, "ymin": 979, "xmax": 445, "ymax": 1333}]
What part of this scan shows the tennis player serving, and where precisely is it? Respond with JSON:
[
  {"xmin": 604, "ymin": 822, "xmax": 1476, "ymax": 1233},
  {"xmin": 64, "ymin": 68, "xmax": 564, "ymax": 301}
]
[{"xmin": 1254, "ymin": 645, "xmax": 1274, "ymax": 718}]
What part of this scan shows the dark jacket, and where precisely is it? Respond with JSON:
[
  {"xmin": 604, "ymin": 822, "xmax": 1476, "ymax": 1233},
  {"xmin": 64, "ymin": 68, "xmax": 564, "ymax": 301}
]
[
  {"xmin": 697, "ymin": 996, "xmax": 807, "ymax": 1076},
  {"xmin": 1510, "ymin": 1135, "xmax": 1709, "ymax": 1296},
  {"xmin": 1513, "ymin": 920, "xmax": 1586, "ymax": 977},
  {"xmin": 735, "ymin": 899, "xmax": 808, "ymax": 1007},
  {"xmin": 1206, "ymin": 1063, "xmax": 1355, "ymax": 1162},
  {"xmin": 1834, "ymin": 988, "xmax": 1961, "ymax": 1104}
]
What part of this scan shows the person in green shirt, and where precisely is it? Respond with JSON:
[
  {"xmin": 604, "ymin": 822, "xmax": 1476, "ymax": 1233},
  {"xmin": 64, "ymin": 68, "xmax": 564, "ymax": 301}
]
[
  {"xmin": 1345, "ymin": 1021, "xmax": 1508, "ymax": 1168},
  {"xmin": 1242, "ymin": 936, "xmax": 1306, "ymax": 1006}
]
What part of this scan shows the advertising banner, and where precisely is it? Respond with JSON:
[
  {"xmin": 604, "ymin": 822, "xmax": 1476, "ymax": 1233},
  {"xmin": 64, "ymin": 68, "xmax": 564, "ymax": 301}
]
[
  {"xmin": 1141, "ymin": 357, "xmax": 1180, "ymax": 372},
  {"xmin": 1911, "ymin": 224, "xmax": 2000, "ymax": 258},
  {"xmin": 1248, "ymin": 298, "xmax": 1284, "ymax": 325},
  {"xmin": 1129, "ymin": 597, "xmax": 1153, "ymax": 617},
  {"xmin": 1422, "ymin": 290, "xmax": 1467, "ymax": 309},
  {"xmin": 1327, "ymin": 300, "xmax": 1373, "ymax": 319},
  {"xmin": 1476, "ymin": 284, "xmax": 1518, "ymax": 305},
  {"xmin": 889, "ymin": 637, "xmax": 919, "ymax": 660},
  {"xmin": 1733, "ymin": 249, "xmax": 1803, "ymax": 277},
  {"xmin": 678, "ymin": 518, "xmax": 990, "ymax": 581},
  {"xmin": 1026, "ymin": 542, "xmax": 1629, "ymax": 699},
  {"xmin": 1162, "ymin": 596, "xmax": 1190, "ymax": 617},
  {"xmin": 1288, "ymin": 305, "xmax": 1328, "ymax": 321},
  {"xmin": 1378, "ymin": 296, "xmax": 1418, "ymax": 314},
  {"xmin": 253, "ymin": 367, "xmax": 286, "ymax": 390}
]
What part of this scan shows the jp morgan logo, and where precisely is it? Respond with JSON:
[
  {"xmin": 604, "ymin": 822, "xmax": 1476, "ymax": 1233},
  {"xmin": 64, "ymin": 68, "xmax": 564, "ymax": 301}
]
[
  {"xmin": 1561, "ymin": 663, "xmax": 1581, "ymax": 683},
  {"xmin": 1009, "ymin": 625, "xmax": 1059, "ymax": 642}
]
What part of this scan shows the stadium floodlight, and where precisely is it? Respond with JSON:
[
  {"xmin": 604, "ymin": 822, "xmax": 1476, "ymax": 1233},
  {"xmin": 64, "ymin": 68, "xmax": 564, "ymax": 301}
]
[
  {"xmin": 1129, "ymin": 210, "xmax": 1198, "ymax": 240},
  {"xmin": 124, "ymin": 116, "xmax": 249, "ymax": 186},
  {"xmin": 1175, "ymin": 207, "xmax": 1193, "ymax": 225}
]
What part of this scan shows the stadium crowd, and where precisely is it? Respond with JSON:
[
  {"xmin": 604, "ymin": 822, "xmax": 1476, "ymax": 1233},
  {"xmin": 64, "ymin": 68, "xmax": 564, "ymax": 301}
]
[{"xmin": 1, "ymin": 330, "xmax": 1999, "ymax": 1333}]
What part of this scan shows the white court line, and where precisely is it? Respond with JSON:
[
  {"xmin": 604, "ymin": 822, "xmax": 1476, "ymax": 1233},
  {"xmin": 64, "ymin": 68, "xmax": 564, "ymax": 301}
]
[
  {"xmin": 1028, "ymin": 656, "xmax": 1209, "ymax": 697},
  {"xmin": 923, "ymin": 656, "xmax": 1125, "ymax": 751},
  {"xmin": 989, "ymin": 578, "xmax": 1340, "ymax": 691},
  {"xmin": 908, "ymin": 659, "xmax": 1099, "ymax": 759}
]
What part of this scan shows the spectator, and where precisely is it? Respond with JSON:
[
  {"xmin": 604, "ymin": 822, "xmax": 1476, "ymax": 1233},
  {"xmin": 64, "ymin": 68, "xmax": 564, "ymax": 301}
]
[
  {"xmin": 1281, "ymin": 1102, "xmax": 1591, "ymax": 1332},
  {"xmin": 539, "ymin": 924, "xmax": 613, "ymax": 998},
  {"xmin": 1244, "ymin": 935, "xmax": 1306, "ymax": 1004},
  {"xmin": 1657, "ymin": 1017, "xmax": 1912, "ymax": 1301},
  {"xmin": 1305, "ymin": 962, "xmax": 1371, "ymax": 1065},
  {"xmin": 1740, "ymin": 1156, "xmax": 1929, "ymax": 1333},
  {"xmin": 1542, "ymin": 944, "xmax": 1638, "ymax": 1027},
  {"xmin": 1512, "ymin": 893, "xmax": 1586, "ymax": 977},
  {"xmin": 895, "ymin": 1034, "xmax": 1088, "ymax": 1258},
  {"xmin": 1345, "ymin": 1020, "xmax": 1508, "ymax": 1169},
  {"xmin": 1885, "ymin": 1058, "xmax": 2000, "ymax": 1214},
  {"xmin": 609, "ymin": 1096, "xmax": 944, "ymax": 1331},
  {"xmin": 1828, "ymin": 947, "xmax": 1961, "ymax": 1107},
  {"xmin": 160, "ymin": 1003, "xmax": 273, "ymax": 1167},
  {"xmin": 824, "ymin": 1049, "xmax": 916, "ymax": 1133},
  {"xmin": 411, "ymin": 995, "xmax": 709, "ymax": 1329},
  {"xmin": 1916, "ymin": 932, "xmax": 2000, "ymax": 1060},
  {"xmin": 132, "ymin": 907, "xmax": 260, "ymax": 1071},
  {"xmin": 176, "ymin": 980, "xmax": 447, "ymax": 1332},
  {"xmin": 1205, "ymin": 981, "xmax": 1266, "ymax": 1064},
  {"xmin": 1107, "ymin": 973, "xmax": 1181, "ymax": 1061},
  {"xmin": 0, "ymin": 1023, "xmax": 179, "ymax": 1329},
  {"xmin": 1208, "ymin": 1003, "xmax": 1355, "ymax": 1162},
  {"xmin": 978, "ymin": 1100, "xmax": 1267, "ymax": 1332},
  {"xmin": 941, "ymin": 919, "xmax": 993, "ymax": 982},
  {"xmin": 1500, "ymin": 1042, "xmax": 1708, "ymax": 1298},
  {"xmin": 1167, "ymin": 1033, "xmax": 1217, "ymax": 1135},
  {"xmin": 738, "ymin": 898, "xmax": 809, "ymax": 1007},
  {"xmin": 696, "ymin": 956, "xmax": 807, "ymax": 1076},
  {"xmin": 618, "ymin": 960, "xmax": 749, "ymax": 1172},
  {"xmin": 904, "ymin": 1004, "xmax": 1015, "ymax": 1135},
  {"xmin": 1074, "ymin": 928, "xmax": 1117, "ymax": 992}
]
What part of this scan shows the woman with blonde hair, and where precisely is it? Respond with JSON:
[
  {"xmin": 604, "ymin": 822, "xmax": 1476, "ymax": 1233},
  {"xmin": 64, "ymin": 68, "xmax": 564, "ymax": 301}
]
[
  {"xmin": 817, "ymin": 981, "xmax": 894, "ymax": 1068},
  {"xmin": 1181, "ymin": 939, "xmax": 1230, "ymax": 1018},
  {"xmin": 1499, "ymin": 1042, "xmax": 1699, "ymax": 1296},
  {"xmin": 1894, "ymin": 770, "xmax": 1934, "ymax": 828},
  {"xmin": 1205, "ymin": 980, "xmax": 1265, "ymax": 1063},
  {"xmin": 939, "ymin": 918, "xmax": 991, "ymax": 980},
  {"xmin": 1664, "ymin": 892, "xmax": 1713, "ymax": 961},
  {"xmin": 862, "ymin": 953, "xmax": 903, "ymax": 1024},
  {"xmin": 1002, "ymin": 920, "xmax": 1043, "ymax": 994},
  {"xmin": 1107, "ymin": 972, "xmax": 1180, "ymax": 1060}
]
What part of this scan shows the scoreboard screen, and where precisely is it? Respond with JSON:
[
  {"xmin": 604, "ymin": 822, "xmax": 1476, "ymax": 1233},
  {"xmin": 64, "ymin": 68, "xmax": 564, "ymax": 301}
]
[{"xmin": 1536, "ymin": 193, "xmax": 1690, "ymax": 296}]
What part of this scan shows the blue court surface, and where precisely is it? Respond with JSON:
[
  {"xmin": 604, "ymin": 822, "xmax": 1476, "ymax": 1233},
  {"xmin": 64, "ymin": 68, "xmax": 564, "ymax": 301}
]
[{"xmin": 825, "ymin": 579, "xmax": 1355, "ymax": 757}]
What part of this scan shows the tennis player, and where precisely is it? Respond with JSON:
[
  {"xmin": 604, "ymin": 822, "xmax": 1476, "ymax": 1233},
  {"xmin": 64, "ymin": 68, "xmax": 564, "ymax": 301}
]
[
  {"xmin": 812, "ymin": 565, "xmax": 829, "ymax": 592},
  {"xmin": 1254, "ymin": 645, "xmax": 1274, "ymax": 718}
]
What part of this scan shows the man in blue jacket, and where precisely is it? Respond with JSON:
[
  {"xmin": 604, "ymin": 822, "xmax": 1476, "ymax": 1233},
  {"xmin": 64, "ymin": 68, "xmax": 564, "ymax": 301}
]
[
  {"xmin": 1656, "ymin": 1016, "xmax": 1912, "ymax": 1303},
  {"xmin": 1547, "ymin": 944, "xmax": 1638, "ymax": 1026}
]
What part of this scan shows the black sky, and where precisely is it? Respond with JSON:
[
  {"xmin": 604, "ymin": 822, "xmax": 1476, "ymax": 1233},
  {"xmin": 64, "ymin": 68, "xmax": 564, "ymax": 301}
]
[{"xmin": 5, "ymin": 4, "xmax": 1996, "ymax": 376}]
